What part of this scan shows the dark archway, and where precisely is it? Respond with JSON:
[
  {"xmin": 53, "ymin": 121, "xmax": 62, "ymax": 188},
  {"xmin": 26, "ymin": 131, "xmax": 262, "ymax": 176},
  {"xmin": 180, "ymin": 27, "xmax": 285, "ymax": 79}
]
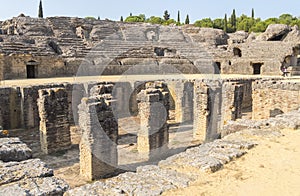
[
  {"xmin": 26, "ymin": 60, "xmax": 38, "ymax": 78},
  {"xmin": 233, "ymin": 47, "xmax": 242, "ymax": 57},
  {"xmin": 214, "ymin": 62, "xmax": 221, "ymax": 74},
  {"xmin": 252, "ymin": 63, "xmax": 263, "ymax": 75}
]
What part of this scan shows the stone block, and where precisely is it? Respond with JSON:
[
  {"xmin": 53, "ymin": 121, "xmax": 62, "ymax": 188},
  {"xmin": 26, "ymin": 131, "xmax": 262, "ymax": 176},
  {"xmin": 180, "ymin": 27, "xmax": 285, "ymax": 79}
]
[{"xmin": 0, "ymin": 137, "xmax": 32, "ymax": 162}]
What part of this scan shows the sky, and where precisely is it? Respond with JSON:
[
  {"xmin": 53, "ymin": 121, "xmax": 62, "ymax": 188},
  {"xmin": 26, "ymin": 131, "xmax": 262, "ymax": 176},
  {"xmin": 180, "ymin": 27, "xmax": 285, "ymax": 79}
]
[{"xmin": 0, "ymin": 0, "xmax": 300, "ymax": 22}]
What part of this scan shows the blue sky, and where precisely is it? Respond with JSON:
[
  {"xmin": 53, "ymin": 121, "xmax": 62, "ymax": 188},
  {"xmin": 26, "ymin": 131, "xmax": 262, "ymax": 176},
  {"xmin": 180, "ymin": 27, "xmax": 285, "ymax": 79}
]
[{"xmin": 0, "ymin": 0, "xmax": 300, "ymax": 22}]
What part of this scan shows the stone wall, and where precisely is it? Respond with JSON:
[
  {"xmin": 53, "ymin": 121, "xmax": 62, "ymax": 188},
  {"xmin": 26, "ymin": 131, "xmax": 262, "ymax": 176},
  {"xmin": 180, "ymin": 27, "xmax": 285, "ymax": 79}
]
[
  {"xmin": 0, "ymin": 87, "xmax": 22, "ymax": 129},
  {"xmin": 38, "ymin": 88, "xmax": 71, "ymax": 154},
  {"xmin": 78, "ymin": 88, "xmax": 118, "ymax": 180},
  {"xmin": 252, "ymin": 80, "xmax": 300, "ymax": 119}
]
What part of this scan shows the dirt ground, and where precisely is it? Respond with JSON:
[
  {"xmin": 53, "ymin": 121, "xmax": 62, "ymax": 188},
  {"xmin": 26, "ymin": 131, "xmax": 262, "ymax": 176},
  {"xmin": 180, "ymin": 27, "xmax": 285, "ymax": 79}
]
[{"xmin": 164, "ymin": 129, "xmax": 300, "ymax": 196}]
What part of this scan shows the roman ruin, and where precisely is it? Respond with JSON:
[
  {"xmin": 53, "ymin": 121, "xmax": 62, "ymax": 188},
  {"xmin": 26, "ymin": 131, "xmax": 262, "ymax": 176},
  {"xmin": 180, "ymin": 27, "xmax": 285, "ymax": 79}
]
[{"xmin": 0, "ymin": 15, "xmax": 299, "ymax": 195}]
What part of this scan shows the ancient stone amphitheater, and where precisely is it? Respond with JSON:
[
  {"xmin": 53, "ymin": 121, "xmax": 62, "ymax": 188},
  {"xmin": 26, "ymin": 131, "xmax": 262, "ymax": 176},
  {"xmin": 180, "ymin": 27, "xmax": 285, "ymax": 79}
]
[{"xmin": 0, "ymin": 15, "xmax": 299, "ymax": 195}]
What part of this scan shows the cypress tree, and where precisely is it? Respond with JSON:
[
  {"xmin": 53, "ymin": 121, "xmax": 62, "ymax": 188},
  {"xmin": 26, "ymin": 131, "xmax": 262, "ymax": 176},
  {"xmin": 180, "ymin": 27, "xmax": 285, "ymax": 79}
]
[
  {"xmin": 251, "ymin": 8, "xmax": 255, "ymax": 19},
  {"xmin": 163, "ymin": 10, "xmax": 170, "ymax": 21},
  {"xmin": 97, "ymin": 16, "xmax": 100, "ymax": 20},
  {"xmin": 38, "ymin": 0, "xmax": 43, "ymax": 18},
  {"xmin": 177, "ymin": 10, "xmax": 180, "ymax": 23},
  {"xmin": 231, "ymin": 9, "xmax": 236, "ymax": 31},
  {"xmin": 185, "ymin": 14, "xmax": 190, "ymax": 24},
  {"xmin": 224, "ymin": 14, "xmax": 228, "ymax": 33},
  {"xmin": 120, "ymin": 16, "xmax": 123, "ymax": 22},
  {"xmin": 130, "ymin": 13, "xmax": 132, "ymax": 16}
]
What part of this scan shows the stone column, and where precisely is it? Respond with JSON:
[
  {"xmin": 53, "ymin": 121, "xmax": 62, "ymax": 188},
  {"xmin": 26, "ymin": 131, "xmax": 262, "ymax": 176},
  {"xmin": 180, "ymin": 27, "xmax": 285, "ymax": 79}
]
[
  {"xmin": 193, "ymin": 80, "xmax": 222, "ymax": 141},
  {"xmin": 78, "ymin": 94, "xmax": 118, "ymax": 181},
  {"xmin": 38, "ymin": 88, "xmax": 71, "ymax": 154},
  {"xmin": 137, "ymin": 82, "xmax": 169, "ymax": 160}
]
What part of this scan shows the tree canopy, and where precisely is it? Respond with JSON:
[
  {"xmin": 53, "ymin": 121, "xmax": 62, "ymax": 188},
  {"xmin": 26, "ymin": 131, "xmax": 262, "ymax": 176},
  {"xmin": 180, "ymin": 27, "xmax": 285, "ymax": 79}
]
[{"xmin": 122, "ymin": 10, "xmax": 300, "ymax": 32}]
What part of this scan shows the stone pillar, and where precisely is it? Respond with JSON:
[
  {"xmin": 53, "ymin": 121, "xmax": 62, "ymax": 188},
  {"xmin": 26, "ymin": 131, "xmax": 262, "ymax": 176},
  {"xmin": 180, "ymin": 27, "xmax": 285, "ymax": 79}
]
[
  {"xmin": 232, "ymin": 85, "xmax": 244, "ymax": 120},
  {"xmin": 38, "ymin": 88, "xmax": 71, "ymax": 154},
  {"xmin": 193, "ymin": 80, "xmax": 222, "ymax": 141},
  {"xmin": 78, "ymin": 93, "xmax": 118, "ymax": 180},
  {"xmin": 137, "ymin": 82, "xmax": 169, "ymax": 159}
]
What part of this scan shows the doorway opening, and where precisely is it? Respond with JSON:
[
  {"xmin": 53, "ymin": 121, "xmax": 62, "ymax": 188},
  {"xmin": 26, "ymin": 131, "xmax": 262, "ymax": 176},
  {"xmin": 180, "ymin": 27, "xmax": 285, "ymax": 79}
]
[
  {"xmin": 252, "ymin": 63, "xmax": 263, "ymax": 75},
  {"xmin": 26, "ymin": 60, "xmax": 38, "ymax": 78}
]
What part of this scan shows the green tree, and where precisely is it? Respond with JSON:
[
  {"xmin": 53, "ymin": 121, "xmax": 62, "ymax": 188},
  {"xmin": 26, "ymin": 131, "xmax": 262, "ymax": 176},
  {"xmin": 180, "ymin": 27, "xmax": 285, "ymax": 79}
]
[
  {"xmin": 230, "ymin": 9, "xmax": 237, "ymax": 31},
  {"xmin": 163, "ymin": 10, "xmax": 170, "ymax": 21},
  {"xmin": 163, "ymin": 19, "xmax": 176, "ymax": 25},
  {"xmin": 290, "ymin": 18, "xmax": 300, "ymax": 27},
  {"xmin": 250, "ymin": 21, "xmax": 267, "ymax": 32},
  {"xmin": 146, "ymin": 16, "xmax": 164, "ymax": 24},
  {"xmin": 194, "ymin": 18, "xmax": 213, "ymax": 27},
  {"xmin": 97, "ymin": 16, "xmax": 100, "ymax": 20},
  {"xmin": 125, "ymin": 14, "xmax": 145, "ymax": 22},
  {"xmin": 185, "ymin": 14, "xmax": 190, "ymax": 24},
  {"xmin": 213, "ymin": 18, "xmax": 223, "ymax": 29},
  {"xmin": 264, "ymin": 17, "xmax": 280, "ymax": 26},
  {"xmin": 38, "ymin": 0, "xmax": 43, "ymax": 18},
  {"xmin": 224, "ymin": 14, "xmax": 228, "ymax": 32},
  {"xmin": 251, "ymin": 8, "xmax": 255, "ymax": 19},
  {"xmin": 120, "ymin": 16, "xmax": 123, "ymax": 22},
  {"xmin": 237, "ymin": 16, "xmax": 255, "ymax": 32},
  {"xmin": 279, "ymin": 14, "xmax": 294, "ymax": 25},
  {"xmin": 85, "ymin": 16, "xmax": 96, "ymax": 20},
  {"xmin": 130, "ymin": 13, "xmax": 132, "ymax": 16},
  {"xmin": 177, "ymin": 10, "xmax": 180, "ymax": 24}
]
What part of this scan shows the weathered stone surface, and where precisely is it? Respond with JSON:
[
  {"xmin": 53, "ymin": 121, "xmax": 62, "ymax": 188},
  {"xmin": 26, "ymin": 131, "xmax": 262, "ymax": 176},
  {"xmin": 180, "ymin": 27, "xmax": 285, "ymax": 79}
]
[
  {"xmin": 159, "ymin": 138, "xmax": 255, "ymax": 173},
  {"xmin": 0, "ymin": 158, "xmax": 53, "ymax": 185},
  {"xmin": 0, "ymin": 177, "xmax": 69, "ymax": 196},
  {"xmin": 183, "ymin": 26, "xmax": 229, "ymax": 45},
  {"xmin": 257, "ymin": 24, "xmax": 291, "ymax": 41},
  {"xmin": 222, "ymin": 109, "xmax": 300, "ymax": 137},
  {"xmin": 0, "ymin": 137, "xmax": 32, "ymax": 162},
  {"xmin": 228, "ymin": 31, "xmax": 249, "ymax": 44},
  {"xmin": 284, "ymin": 25, "xmax": 300, "ymax": 42},
  {"xmin": 66, "ymin": 165, "xmax": 193, "ymax": 196}
]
